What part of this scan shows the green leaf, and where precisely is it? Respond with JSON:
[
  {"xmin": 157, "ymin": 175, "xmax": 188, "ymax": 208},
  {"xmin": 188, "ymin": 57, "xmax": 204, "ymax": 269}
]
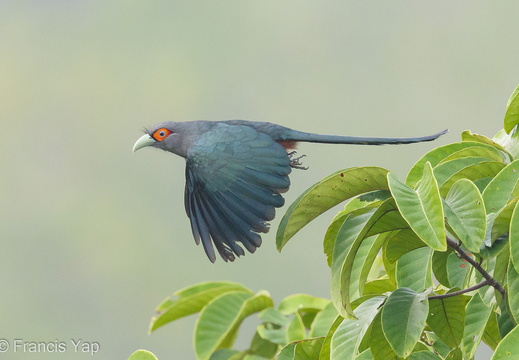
[
  {"xmin": 396, "ymin": 247, "xmax": 433, "ymax": 292},
  {"xmin": 477, "ymin": 256, "xmax": 499, "ymax": 306},
  {"xmin": 425, "ymin": 332, "xmax": 453, "ymax": 358},
  {"xmin": 462, "ymin": 130, "xmax": 509, "ymax": 153},
  {"xmin": 355, "ymin": 349, "xmax": 374, "ymax": 360},
  {"xmin": 443, "ymin": 179, "xmax": 486, "ymax": 252},
  {"xmin": 432, "ymin": 249, "xmax": 452, "ymax": 287},
  {"xmin": 482, "ymin": 160, "xmax": 519, "ymax": 214},
  {"xmin": 243, "ymin": 355, "xmax": 268, "ymax": 360},
  {"xmin": 324, "ymin": 212, "xmax": 353, "ymax": 267},
  {"xmin": 388, "ymin": 163, "xmax": 447, "ymax": 251},
  {"xmin": 434, "ymin": 157, "xmax": 497, "ymax": 188},
  {"xmin": 406, "ymin": 142, "xmax": 505, "ymax": 187},
  {"xmin": 407, "ymin": 351, "xmax": 442, "ymax": 360},
  {"xmin": 256, "ymin": 324, "xmax": 286, "ymax": 346},
  {"xmin": 259, "ymin": 304, "xmax": 320, "ymax": 346},
  {"xmin": 128, "ymin": 350, "xmax": 159, "ymax": 360},
  {"xmin": 173, "ymin": 282, "xmax": 248, "ymax": 298},
  {"xmin": 331, "ymin": 208, "xmax": 377, "ymax": 317},
  {"xmin": 330, "ymin": 296, "xmax": 386, "ymax": 360},
  {"xmin": 332, "ymin": 199, "xmax": 408, "ymax": 317},
  {"xmin": 324, "ymin": 200, "xmax": 383, "ymax": 266},
  {"xmin": 445, "ymin": 347, "xmax": 463, "ymax": 360},
  {"xmin": 278, "ymin": 294, "xmax": 329, "ymax": 315},
  {"xmin": 381, "ymin": 288, "xmax": 430, "ymax": 358},
  {"xmin": 510, "ymin": 201, "xmax": 519, "ymax": 272},
  {"xmin": 440, "ymin": 145, "xmax": 505, "ymax": 163},
  {"xmin": 277, "ymin": 343, "xmax": 296, "ymax": 360},
  {"xmin": 382, "ymin": 231, "xmax": 419, "ymax": 283},
  {"xmin": 295, "ymin": 339, "xmax": 324, "ymax": 360},
  {"xmin": 494, "ymin": 245, "xmax": 511, "ymax": 291},
  {"xmin": 150, "ymin": 282, "xmax": 251, "ymax": 332},
  {"xmin": 461, "ymin": 292, "xmax": 493, "ymax": 359},
  {"xmin": 286, "ymin": 312, "xmax": 306, "ymax": 343},
  {"xmin": 310, "ymin": 302, "xmax": 339, "ymax": 337},
  {"xmin": 363, "ymin": 201, "xmax": 410, "ymax": 237},
  {"xmin": 348, "ymin": 234, "xmax": 386, "ymax": 299},
  {"xmin": 319, "ymin": 316, "xmax": 344, "ymax": 360},
  {"xmin": 384, "ymin": 229, "xmax": 425, "ymax": 263},
  {"xmin": 480, "ymin": 235, "xmax": 509, "ymax": 260},
  {"xmin": 507, "ymin": 260, "xmax": 519, "ymax": 324},
  {"xmin": 344, "ymin": 191, "xmax": 389, "ymax": 213},
  {"xmin": 484, "ymin": 212, "xmax": 500, "ymax": 247},
  {"xmin": 483, "ymin": 312, "xmax": 503, "ymax": 350},
  {"xmin": 504, "ymin": 84, "xmax": 519, "ymax": 134},
  {"xmin": 480, "ymin": 200, "xmax": 516, "ymax": 263},
  {"xmin": 369, "ymin": 312, "xmax": 398, "ymax": 360},
  {"xmin": 277, "ymin": 167, "xmax": 389, "ymax": 250},
  {"xmin": 427, "ymin": 294, "xmax": 467, "ymax": 347},
  {"xmin": 209, "ymin": 349, "xmax": 241, "ymax": 360},
  {"xmin": 494, "ymin": 127, "xmax": 519, "ymax": 158},
  {"xmin": 277, "ymin": 337, "xmax": 324, "ymax": 360},
  {"xmin": 507, "ymin": 86, "xmax": 519, "ymax": 108},
  {"xmin": 439, "ymin": 161, "xmax": 506, "ymax": 197},
  {"xmin": 446, "ymin": 251, "xmax": 472, "ymax": 289},
  {"xmin": 259, "ymin": 308, "xmax": 291, "ymax": 326},
  {"xmin": 363, "ymin": 278, "xmax": 397, "ymax": 296},
  {"xmin": 195, "ymin": 291, "xmax": 274, "ymax": 360},
  {"xmin": 490, "ymin": 323, "xmax": 519, "ymax": 359},
  {"xmin": 498, "ymin": 301, "xmax": 516, "ymax": 338},
  {"xmin": 487, "ymin": 198, "xmax": 518, "ymax": 247},
  {"xmin": 250, "ymin": 332, "xmax": 278, "ymax": 359}
]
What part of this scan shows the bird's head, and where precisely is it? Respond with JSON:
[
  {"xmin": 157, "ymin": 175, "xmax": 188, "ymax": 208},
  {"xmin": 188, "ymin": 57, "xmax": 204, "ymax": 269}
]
[{"xmin": 133, "ymin": 121, "xmax": 191, "ymax": 158}]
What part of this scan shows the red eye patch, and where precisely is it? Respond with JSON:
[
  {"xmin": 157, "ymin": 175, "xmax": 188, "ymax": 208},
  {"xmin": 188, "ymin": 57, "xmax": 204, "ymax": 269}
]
[{"xmin": 152, "ymin": 128, "xmax": 173, "ymax": 141}]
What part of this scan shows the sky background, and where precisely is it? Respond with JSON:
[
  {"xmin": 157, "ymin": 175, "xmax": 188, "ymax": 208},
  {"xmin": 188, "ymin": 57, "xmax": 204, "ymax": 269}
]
[{"xmin": 2, "ymin": 1, "xmax": 518, "ymax": 359}]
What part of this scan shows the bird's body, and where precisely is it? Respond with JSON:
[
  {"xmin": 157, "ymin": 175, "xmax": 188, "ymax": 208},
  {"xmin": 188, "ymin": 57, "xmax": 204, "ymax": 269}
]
[{"xmin": 134, "ymin": 120, "xmax": 447, "ymax": 262}]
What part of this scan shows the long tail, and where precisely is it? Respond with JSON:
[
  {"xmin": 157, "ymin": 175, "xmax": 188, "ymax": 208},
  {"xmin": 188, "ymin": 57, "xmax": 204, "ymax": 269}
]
[{"xmin": 286, "ymin": 129, "xmax": 448, "ymax": 145}]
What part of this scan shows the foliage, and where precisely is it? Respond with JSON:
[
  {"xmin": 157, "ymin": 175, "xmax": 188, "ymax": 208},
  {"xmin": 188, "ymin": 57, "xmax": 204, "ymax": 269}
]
[
  {"xmin": 128, "ymin": 349, "xmax": 159, "ymax": 360},
  {"xmin": 130, "ymin": 85, "xmax": 519, "ymax": 359}
]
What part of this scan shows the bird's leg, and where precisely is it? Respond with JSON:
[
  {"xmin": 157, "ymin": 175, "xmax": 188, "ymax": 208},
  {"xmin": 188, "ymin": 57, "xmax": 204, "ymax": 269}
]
[{"xmin": 288, "ymin": 151, "xmax": 308, "ymax": 170}]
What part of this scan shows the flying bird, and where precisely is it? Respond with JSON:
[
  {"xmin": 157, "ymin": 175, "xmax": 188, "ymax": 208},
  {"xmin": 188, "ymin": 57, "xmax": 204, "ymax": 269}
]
[{"xmin": 133, "ymin": 120, "xmax": 447, "ymax": 263}]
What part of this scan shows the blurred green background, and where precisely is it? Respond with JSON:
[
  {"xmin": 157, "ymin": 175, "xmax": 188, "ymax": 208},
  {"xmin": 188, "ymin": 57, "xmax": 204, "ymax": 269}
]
[{"xmin": 2, "ymin": 1, "xmax": 517, "ymax": 359}]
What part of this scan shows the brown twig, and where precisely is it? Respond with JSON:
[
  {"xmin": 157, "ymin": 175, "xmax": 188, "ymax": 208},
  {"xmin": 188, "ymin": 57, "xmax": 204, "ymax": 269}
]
[
  {"xmin": 428, "ymin": 236, "xmax": 506, "ymax": 300},
  {"xmin": 428, "ymin": 280, "xmax": 488, "ymax": 300}
]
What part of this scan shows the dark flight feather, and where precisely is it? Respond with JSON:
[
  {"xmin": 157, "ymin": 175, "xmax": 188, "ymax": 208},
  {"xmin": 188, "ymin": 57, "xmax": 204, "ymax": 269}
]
[{"xmin": 183, "ymin": 125, "xmax": 291, "ymax": 261}]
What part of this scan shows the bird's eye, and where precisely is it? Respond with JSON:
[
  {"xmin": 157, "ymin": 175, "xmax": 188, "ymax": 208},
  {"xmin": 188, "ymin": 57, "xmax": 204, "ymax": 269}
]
[{"xmin": 152, "ymin": 128, "xmax": 173, "ymax": 141}]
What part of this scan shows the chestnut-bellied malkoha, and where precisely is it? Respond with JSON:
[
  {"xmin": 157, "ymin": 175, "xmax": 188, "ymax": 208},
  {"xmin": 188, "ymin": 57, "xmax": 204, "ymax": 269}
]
[{"xmin": 133, "ymin": 120, "xmax": 447, "ymax": 263}]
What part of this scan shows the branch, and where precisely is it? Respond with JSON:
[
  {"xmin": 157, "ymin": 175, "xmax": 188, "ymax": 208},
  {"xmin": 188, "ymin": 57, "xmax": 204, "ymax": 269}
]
[
  {"xmin": 428, "ymin": 280, "xmax": 488, "ymax": 300},
  {"xmin": 445, "ymin": 236, "xmax": 506, "ymax": 299}
]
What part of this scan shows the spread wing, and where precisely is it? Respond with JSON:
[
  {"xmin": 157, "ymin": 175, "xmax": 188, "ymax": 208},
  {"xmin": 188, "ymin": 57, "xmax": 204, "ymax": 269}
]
[{"xmin": 184, "ymin": 124, "xmax": 292, "ymax": 262}]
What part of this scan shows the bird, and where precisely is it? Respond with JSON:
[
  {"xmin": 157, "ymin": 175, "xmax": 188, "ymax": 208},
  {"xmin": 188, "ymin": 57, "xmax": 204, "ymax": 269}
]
[{"xmin": 133, "ymin": 120, "xmax": 447, "ymax": 263}]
